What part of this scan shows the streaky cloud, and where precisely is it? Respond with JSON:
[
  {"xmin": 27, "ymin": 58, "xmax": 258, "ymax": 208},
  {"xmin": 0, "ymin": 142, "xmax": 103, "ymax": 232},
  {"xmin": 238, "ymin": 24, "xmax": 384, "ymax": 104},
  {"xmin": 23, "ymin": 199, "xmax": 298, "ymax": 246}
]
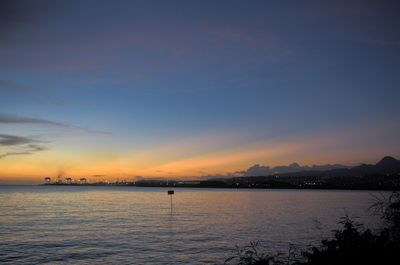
[
  {"xmin": 0, "ymin": 151, "xmax": 31, "ymax": 159},
  {"xmin": 0, "ymin": 134, "xmax": 38, "ymax": 146},
  {"xmin": 0, "ymin": 134, "xmax": 47, "ymax": 159},
  {"xmin": 0, "ymin": 113, "xmax": 112, "ymax": 135}
]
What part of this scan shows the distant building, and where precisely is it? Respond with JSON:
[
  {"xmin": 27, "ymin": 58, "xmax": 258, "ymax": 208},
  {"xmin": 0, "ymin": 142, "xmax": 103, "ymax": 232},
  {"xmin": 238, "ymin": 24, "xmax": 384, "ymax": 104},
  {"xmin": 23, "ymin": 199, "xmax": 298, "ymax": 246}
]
[
  {"xmin": 44, "ymin": 177, "xmax": 51, "ymax": 184},
  {"xmin": 177, "ymin": 181, "xmax": 200, "ymax": 185},
  {"xmin": 65, "ymin": 177, "xmax": 72, "ymax": 184},
  {"xmin": 55, "ymin": 176, "xmax": 63, "ymax": 184},
  {"xmin": 79, "ymin": 178, "xmax": 87, "ymax": 184}
]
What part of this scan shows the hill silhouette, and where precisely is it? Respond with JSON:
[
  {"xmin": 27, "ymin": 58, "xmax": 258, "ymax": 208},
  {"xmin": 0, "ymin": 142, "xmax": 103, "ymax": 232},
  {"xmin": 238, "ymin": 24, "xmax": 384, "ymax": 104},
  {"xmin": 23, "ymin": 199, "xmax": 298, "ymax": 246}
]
[
  {"xmin": 375, "ymin": 156, "xmax": 400, "ymax": 174},
  {"xmin": 202, "ymin": 156, "xmax": 400, "ymax": 190},
  {"xmin": 259, "ymin": 156, "xmax": 400, "ymax": 178}
]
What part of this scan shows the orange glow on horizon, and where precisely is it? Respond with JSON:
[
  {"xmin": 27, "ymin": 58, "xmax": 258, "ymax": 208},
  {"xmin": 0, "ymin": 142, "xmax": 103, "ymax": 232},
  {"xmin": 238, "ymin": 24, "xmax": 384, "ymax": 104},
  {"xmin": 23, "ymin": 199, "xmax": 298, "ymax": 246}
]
[{"xmin": 1, "ymin": 123, "xmax": 398, "ymax": 183}]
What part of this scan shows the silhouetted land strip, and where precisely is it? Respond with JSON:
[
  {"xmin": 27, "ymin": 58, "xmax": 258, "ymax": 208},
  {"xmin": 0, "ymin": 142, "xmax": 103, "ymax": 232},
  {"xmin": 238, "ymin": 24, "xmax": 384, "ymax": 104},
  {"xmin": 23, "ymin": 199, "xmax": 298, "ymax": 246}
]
[
  {"xmin": 44, "ymin": 174, "xmax": 400, "ymax": 191},
  {"xmin": 43, "ymin": 156, "xmax": 400, "ymax": 191},
  {"xmin": 135, "ymin": 156, "xmax": 400, "ymax": 190}
]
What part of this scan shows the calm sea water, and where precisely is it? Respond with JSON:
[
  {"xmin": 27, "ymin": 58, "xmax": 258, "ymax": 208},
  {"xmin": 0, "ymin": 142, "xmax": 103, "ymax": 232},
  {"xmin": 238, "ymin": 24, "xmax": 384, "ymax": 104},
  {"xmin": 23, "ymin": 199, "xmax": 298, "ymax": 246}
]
[{"xmin": 0, "ymin": 186, "xmax": 388, "ymax": 264}]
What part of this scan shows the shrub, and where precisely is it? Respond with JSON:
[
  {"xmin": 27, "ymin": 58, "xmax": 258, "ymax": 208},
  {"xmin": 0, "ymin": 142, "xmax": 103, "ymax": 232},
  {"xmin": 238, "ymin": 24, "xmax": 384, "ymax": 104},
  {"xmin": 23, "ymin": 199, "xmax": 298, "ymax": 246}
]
[{"xmin": 225, "ymin": 192, "xmax": 400, "ymax": 265}]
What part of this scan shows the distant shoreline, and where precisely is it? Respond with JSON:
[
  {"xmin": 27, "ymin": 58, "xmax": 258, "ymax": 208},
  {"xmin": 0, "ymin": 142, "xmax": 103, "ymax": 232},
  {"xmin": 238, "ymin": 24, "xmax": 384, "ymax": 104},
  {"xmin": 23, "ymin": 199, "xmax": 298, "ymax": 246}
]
[{"xmin": 35, "ymin": 183, "xmax": 398, "ymax": 191}]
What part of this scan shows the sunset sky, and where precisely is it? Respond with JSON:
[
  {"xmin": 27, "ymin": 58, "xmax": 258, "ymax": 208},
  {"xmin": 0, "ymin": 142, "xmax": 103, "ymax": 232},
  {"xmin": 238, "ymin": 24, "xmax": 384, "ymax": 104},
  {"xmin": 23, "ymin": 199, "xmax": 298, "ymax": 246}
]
[{"xmin": 1, "ymin": 0, "xmax": 399, "ymax": 183}]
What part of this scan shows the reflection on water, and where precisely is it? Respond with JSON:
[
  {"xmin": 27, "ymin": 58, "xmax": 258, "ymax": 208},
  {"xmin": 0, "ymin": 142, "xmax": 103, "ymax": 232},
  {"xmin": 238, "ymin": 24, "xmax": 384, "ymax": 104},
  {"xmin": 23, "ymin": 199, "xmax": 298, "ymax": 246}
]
[{"xmin": 0, "ymin": 186, "xmax": 386, "ymax": 264}]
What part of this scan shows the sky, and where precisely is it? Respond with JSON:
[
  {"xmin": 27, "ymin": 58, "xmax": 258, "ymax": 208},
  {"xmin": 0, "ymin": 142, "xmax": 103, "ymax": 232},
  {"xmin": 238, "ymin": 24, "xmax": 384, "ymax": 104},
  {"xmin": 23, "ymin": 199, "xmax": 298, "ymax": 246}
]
[{"xmin": 1, "ymin": 0, "xmax": 400, "ymax": 183}]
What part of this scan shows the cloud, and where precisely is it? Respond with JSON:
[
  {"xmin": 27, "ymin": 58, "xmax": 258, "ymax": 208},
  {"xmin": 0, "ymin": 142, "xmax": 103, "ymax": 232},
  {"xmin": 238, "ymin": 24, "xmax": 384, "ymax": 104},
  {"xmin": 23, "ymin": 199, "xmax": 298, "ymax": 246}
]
[
  {"xmin": 237, "ymin": 162, "xmax": 347, "ymax": 177},
  {"xmin": 0, "ymin": 112, "xmax": 111, "ymax": 160},
  {"xmin": 0, "ymin": 134, "xmax": 47, "ymax": 159},
  {"xmin": 0, "ymin": 145, "xmax": 47, "ymax": 159},
  {"xmin": 0, "ymin": 134, "xmax": 37, "ymax": 146},
  {"xmin": 0, "ymin": 113, "xmax": 71, "ymax": 126},
  {"xmin": 0, "ymin": 113, "xmax": 112, "ymax": 135},
  {"xmin": 91, "ymin": 174, "xmax": 106, "ymax": 178},
  {"xmin": 0, "ymin": 152, "xmax": 30, "ymax": 159}
]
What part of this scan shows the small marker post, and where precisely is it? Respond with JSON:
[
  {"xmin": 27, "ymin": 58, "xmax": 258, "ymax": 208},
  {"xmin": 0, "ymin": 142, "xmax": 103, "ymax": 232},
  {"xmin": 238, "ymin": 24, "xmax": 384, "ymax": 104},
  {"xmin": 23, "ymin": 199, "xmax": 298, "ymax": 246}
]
[{"xmin": 168, "ymin": 190, "xmax": 174, "ymax": 213}]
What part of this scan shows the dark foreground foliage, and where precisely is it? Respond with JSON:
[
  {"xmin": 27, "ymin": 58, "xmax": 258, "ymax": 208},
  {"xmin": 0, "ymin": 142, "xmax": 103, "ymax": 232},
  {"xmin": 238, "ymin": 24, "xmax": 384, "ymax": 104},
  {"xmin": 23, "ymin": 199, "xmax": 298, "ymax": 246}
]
[
  {"xmin": 225, "ymin": 192, "xmax": 400, "ymax": 265},
  {"xmin": 298, "ymin": 217, "xmax": 399, "ymax": 265}
]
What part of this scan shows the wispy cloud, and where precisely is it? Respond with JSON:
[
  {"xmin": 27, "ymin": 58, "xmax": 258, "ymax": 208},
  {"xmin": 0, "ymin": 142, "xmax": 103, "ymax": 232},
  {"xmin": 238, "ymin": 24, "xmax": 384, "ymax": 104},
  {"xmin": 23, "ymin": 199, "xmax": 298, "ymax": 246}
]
[
  {"xmin": 0, "ymin": 113, "xmax": 112, "ymax": 135},
  {"xmin": 0, "ymin": 144, "xmax": 47, "ymax": 159},
  {"xmin": 0, "ymin": 134, "xmax": 47, "ymax": 159},
  {"xmin": 0, "ymin": 134, "xmax": 37, "ymax": 146},
  {"xmin": 0, "ymin": 112, "xmax": 111, "ymax": 159}
]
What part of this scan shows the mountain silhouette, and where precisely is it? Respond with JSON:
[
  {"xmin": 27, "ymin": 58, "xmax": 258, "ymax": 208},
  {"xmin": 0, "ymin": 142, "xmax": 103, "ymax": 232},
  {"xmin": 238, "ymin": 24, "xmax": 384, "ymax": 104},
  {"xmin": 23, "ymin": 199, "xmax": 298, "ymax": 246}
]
[
  {"xmin": 243, "ymin": 156, "xmax": 400, "ymax": 178},
  {"xmin": 239, "ymin": 162, "xmax": 347, "ymax": 176},
  {"xmin": 373, "ymin": 156, "xmax": 400, "ymax": 174}
]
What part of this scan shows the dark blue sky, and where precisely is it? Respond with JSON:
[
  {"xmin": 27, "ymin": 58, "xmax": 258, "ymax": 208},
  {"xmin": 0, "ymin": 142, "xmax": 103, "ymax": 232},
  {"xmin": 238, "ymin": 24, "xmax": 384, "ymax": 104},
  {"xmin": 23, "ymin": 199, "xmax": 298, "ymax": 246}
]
[{"xmin": 1, "ymin": 0, "xmax": 399, "ymax": 181}]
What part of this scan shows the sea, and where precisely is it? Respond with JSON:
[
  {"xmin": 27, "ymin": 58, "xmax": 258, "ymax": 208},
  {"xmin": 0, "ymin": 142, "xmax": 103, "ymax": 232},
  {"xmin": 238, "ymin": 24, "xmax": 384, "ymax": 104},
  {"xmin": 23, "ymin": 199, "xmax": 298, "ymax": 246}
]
[{"xmin": 0, "ymin": 186, "xmax": 389, "ymax": 264}]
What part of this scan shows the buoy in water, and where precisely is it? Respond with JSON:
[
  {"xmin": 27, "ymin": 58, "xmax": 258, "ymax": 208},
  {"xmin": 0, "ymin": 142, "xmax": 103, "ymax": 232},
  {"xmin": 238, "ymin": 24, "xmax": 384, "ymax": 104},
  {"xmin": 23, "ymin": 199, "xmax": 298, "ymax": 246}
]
[{"xmin": 168, "ymin": 190, "xmax": 174, "ymax": 212}]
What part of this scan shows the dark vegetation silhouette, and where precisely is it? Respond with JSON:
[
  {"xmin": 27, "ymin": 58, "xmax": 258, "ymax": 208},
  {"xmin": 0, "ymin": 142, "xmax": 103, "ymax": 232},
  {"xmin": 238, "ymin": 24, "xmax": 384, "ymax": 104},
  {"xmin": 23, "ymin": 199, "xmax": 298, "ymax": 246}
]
[
  {"xmin": 224, "ymin": 192, "xmax": 400, "ymax": 265},
  {"xmin": 132, "ymin": 156, "xmax": 400, "ymax": 190}
]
